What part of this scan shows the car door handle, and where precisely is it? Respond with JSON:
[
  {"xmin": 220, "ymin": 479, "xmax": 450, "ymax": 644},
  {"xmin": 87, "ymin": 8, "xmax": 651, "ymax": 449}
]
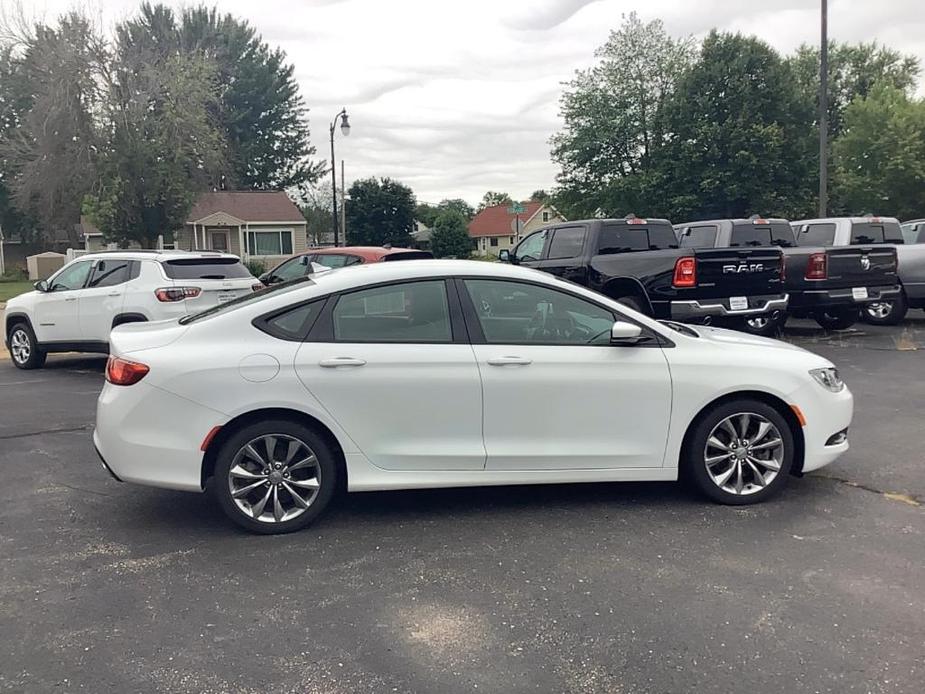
[
  {"xmin": 64, "ymin": 296, "xmax": 77, "ymax": 302},
  {"xmin": 107, "ymin": 291, "xmax": 120, "ymax": 297},
  {"xmin": 319, "ymin": 357, "xmax": 367, "ymax": 368},
  {"xmin": 487, "ymin": 356, "xmax": 532, "ymax": 366}
]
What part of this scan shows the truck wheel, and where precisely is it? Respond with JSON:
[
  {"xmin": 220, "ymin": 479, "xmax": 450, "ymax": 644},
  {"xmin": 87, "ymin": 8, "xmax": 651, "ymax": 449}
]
[
  {"xmin": 863, "ymin": 291, "xmax": 907, "ymax": 326},
  {"xmin": 7, "ymin": 322, "xmax": 47, "ymax": 370},
  {"xmin": 814, "ymin": 307, "xmax": 858, "ymax": 331},
  {"xmin": 739, "ymin": 314, "xmax": 783, "ymax": 337}
]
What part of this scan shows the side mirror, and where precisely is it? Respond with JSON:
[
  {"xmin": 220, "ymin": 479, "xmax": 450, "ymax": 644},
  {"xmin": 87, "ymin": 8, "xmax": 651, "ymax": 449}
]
[
  {"xmin": 498, "ymin": 249, "xmax": 510, "ymax": 262},
  {"xmin": 258, "ymin": 272, "xmax": 270, "ymax": 283},
  {"xmin": 610, "ymin": 320, "xmax": 644, "ymax": 345},
  {"xmin": 34, "ymin": 280, "xmax": 48, "ymax": 293}
]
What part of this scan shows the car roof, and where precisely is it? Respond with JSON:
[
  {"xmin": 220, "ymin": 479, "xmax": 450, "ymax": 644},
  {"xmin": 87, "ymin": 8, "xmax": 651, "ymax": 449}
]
[
  {"xmin": 76, "ymin": 250, "xmax": 241, "ymax": 262},
  {"xmin": 791, "ymin": 216, "xmax": 901, "ymax": 225},
  {"xmin": 309, "ymin": 246, "xmax": 422, "ymax": 261}
]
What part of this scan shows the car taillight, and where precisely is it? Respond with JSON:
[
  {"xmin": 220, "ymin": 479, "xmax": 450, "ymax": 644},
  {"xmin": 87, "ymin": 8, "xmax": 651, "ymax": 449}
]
[
  {"xmin": 252, "ymin": 282, "xmax": 264, "ymax": 292},
  {"xmin": 106, "ymin": 357, "xmax": 149, "ymax": 386},
  {"xmin": 155, "ymin": 287, "xmax": 202, "ymax": 302},
  {"xmin": 805, "ymin": 252, "xmax": 827, "ymax": 280},
  {"xmin": 672, "ymin": 257, "xmax": 697, "ymax": 288}
]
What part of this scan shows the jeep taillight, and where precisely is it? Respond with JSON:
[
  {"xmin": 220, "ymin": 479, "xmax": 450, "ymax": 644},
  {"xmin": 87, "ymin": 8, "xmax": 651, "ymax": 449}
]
[
  {"xmin": 155, "ymin": 287, "xmax": 202, "ymax": 302},
  {"xmin": 805, "ymin": 252, "xmax": 827, "ymax": 280},
  {"xmin": 106, "ymin": 357, "xmax": 149, "ymax": 386},
  {"xmin": 672, "ymin": 257, "xmax": 697, "ymax": 288}
]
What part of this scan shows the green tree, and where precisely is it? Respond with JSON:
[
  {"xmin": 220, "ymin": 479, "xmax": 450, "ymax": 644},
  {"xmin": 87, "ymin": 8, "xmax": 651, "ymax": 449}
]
[
  {"xmin": 345, "ymin": 177, "xmax": 415, "ymax": 247},
  {"xmin": 0, "ymin": 45, "xmax": 35, "ymax": 243},
  {"xmin": 430, "ymin": 209, "xmax": 472, "ymax": 258},
  {"xmin": 660, "ymin": 32, "xmax": 815, "ymax": 220},
  {"xmin": 477, "ymin": 191, "xmax": 513, "ymax": 212},
  {"xmin": 438, "ymin": 198, "xmax": 475, "ymax": 220},
  {"xmin": 832, "ymin": 85, "xmax": 925, "ymax": 219},
  {"xmin": 530, "ymin": 189, "xmax": 550, "ymax": 202},
  {"xmin": 415, "ymin": 202, "xmax": 439, "ymax": 228},
  {"xmin": 550, "ymin": 12, "xmax": 693, "ymax": 218}
]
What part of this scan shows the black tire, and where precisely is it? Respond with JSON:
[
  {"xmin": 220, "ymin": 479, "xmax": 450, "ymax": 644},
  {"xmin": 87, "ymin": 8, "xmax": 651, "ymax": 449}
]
[
  {"xmin": 685, "ymin": 399, "xmax": 794, "ymax": 505},
  {"xmin": 7, "ymin": 321, "xmax": 47, "ymax": 370},
  {"xmin": 616, "ymin": 295, "xmax": 645, "ymax": 314},
  {"xmin": 814, "ymin": 307, "xmax": 858, "ymax": 331},
  {"xmin": 862, "ymin": 291, "xmax": 908, "ymax": 326},
  {"xmin": 213, "ymin": 418, "xmax": 339, "ymax": 534},
  {"xmin": 737, "ymin": 313, "xmax": 783, "ymax": 337}
]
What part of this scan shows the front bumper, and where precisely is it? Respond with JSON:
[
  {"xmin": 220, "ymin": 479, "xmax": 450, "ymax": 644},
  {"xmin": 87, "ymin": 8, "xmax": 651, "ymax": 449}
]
[
  {"xmin": 790, "ymin": 381, "xmax": 854, "ymax": 474},
  {"xmin": 788, "ymin": 284, "xmax": 901, "ymax": 310},
  {"xmin": 671, "ymin": 294, "xmax": 789, "ymax": 320}
]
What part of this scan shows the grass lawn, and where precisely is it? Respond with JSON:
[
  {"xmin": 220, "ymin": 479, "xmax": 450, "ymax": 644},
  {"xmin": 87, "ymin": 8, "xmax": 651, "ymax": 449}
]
[{"xmin": 0, "ymin": 281, "xmax": 33, "ymax": 303}]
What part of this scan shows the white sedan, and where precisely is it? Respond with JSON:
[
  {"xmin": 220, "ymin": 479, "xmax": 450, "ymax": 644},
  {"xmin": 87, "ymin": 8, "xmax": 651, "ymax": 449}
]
[{"xmin": 93, "ymin": 260, "xmax": 853, "ymax": 534}]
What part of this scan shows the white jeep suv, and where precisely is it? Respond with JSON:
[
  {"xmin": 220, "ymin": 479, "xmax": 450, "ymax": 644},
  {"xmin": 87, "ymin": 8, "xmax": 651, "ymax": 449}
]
[{"xmin": 5, "ymin": 250, "xmax": 259, "ymax": 369}]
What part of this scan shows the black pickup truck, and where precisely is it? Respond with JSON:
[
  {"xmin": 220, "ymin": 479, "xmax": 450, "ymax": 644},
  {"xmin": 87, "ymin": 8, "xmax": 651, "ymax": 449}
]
[
  {"xmin": 674, "ymin": 217, "xmax": 900, "ymax": 332},
  {"xmin": 499, "ymin": 216, "xmax": 787, "ymax": 328}
]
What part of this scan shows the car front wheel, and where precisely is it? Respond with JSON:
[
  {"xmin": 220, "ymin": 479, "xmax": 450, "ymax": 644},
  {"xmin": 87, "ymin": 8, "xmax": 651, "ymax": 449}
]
[
  {"xmin": 686, "ymin": 399, "xmax": 794, "ymax": 505},
  {"xmin": 814, "ymin": 307, "xmax": 858, "ymax": 331},
  {"xmin": 213, "ymin": 419, "xmax": 339, "ymax": 534},
  {"xmin": 7, "ymin": 322, "xmax": 47, "ymax": 370}
]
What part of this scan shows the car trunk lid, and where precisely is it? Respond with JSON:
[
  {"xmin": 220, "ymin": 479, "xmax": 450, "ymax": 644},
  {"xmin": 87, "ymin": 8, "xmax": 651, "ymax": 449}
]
[{"xmin": 160, "ymin": 256, "xmax": 257, "ymax": 310}]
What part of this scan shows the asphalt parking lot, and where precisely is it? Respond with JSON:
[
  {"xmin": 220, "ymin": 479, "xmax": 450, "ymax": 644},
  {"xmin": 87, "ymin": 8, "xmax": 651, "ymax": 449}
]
[{"xmin": 1, "ymin": 317, "xmax": 923, "ymax": 693}]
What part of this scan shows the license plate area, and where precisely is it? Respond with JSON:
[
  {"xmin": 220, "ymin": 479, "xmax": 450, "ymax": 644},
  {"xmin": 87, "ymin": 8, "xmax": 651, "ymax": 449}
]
[
  {"xmin": 852, "ymin": 287, "xmax": 868, "ymax": 301},
  {"xmin": 729, "ymin": 296, "xmax": 748, "ymax": 311},
  {"xmin": 217, "ymin": 291, "xmax": 238, "ymax": 303}
]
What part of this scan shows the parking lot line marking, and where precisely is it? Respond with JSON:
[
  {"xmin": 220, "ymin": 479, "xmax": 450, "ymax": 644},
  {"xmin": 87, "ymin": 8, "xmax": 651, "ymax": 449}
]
[
  {"xmin": 0, "ymin": 424, "xmax": 91, "ymax": 440},
  {"xmin": 0, "ymin": 380, "xmax": 50, "ymax": 386}
]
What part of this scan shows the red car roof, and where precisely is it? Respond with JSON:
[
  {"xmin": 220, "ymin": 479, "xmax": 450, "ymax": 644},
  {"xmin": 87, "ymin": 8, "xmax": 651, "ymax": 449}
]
[{"xmin": 310, "ymin": 246, "xmax": 428, "ymax": 262}]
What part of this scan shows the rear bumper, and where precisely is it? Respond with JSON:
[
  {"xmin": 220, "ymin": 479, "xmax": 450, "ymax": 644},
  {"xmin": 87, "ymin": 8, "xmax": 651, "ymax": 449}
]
[
  {"xmin": 788, "ymin": 284, "xmax": 901, "ymax": 310},
  {"xmin": 671, "ymin": 294, "xmax": 788, "ymax": 320}
]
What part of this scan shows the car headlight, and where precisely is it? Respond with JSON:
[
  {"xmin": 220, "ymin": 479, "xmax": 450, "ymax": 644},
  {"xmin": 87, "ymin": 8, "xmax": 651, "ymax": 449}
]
[{"xmin": 810, "ymin": 367, "xmax": 844, "ymax": 392}]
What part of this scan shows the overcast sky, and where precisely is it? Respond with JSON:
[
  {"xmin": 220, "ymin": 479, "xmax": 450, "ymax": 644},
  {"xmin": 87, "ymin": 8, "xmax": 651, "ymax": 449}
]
[{"xmin": 22, "ymin": 0, "xmax": 925, "ymax": 205}]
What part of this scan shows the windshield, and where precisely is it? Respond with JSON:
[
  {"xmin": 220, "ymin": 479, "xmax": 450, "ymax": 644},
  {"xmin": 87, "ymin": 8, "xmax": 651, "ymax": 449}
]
[
  {"xmin": 730, "ymin": 223, "xmax": 795, "ymax": 247},
  {"xmin": 179, "ymin": 276, "xmax": 316, "ymax": 324}
]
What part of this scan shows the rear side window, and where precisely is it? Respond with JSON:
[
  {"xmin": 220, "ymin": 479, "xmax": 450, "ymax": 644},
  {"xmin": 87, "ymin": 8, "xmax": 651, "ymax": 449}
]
[
  {"xmin": 850, "ymin": 222, "xmax": 903, "ymax": 244},
  {"xmin": 678, "ymin": 225, "xmax": 717, "ymax": 248},
  {"xmin": 730, "ymin": 223, "xmax": 795, "ymax": 248},
  {"xmin": 382, "ymin": 251, "xmax": 433, "ymax": 261},
  {"xmin": 258, "ymin": 300, "xmax": 325, "ymax": 341},
  {"xmin": 547, "ymin": 227, "xmax": 586, "ymax": 259},
  {"xmin": 88, "ymin": 259, "xmax": 133, "ymax": 288},
  {"xmin": 796, "ymin": 223, "xmax": 836, "ymax": 246},
  {"xmin": 599, "ymin": 223, "xmax": 677, "ymax": 253},
  {"xmin": 162, "ymin": 257, "xmax": 252, "ymax": 279}
]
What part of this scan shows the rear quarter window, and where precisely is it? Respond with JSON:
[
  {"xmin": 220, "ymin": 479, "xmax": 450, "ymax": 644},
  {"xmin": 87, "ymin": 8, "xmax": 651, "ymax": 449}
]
[
  {"xmin": 678, "ymin": 225, "xmax": 717, "ymax": 248},
  {"xmin": 162, "ymin": 257, "xmax": 252, "ymax": 279},
  {"xmin": 849, "ymin": 222, "xmax": 903, "ymax": 244},
  {"xmin": 599, "ymin": 223, "xmax": 677, "ymax": 253},
  {"xmin": 795, "ymin": 223, "xmax": 836, "ymax": 246}
]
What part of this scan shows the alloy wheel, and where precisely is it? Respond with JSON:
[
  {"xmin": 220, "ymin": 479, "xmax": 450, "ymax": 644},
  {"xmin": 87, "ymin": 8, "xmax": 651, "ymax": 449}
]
[
  {"xmin": 703, "ymin": 412, "xmax": 783, "ymax": 496},
  {"xmin": 227, "ymin": 434, "xmax": 321, "ymax": 524},
  {"xmin": 10, "ymin": 329, "xmax": 31, "ymax": 365},
  {"xmin": 745, "ymin": 316, "xmax": 769, "ymax": 331},
  {"xmin": 865, "ymin": 302, "xmax": 893, "ymax": 320}
]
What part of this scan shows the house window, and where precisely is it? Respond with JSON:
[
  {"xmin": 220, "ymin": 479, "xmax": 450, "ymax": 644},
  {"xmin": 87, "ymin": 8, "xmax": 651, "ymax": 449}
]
[
  {"xmin": 246, "ymin": 230, "xmax": 294, "ymax": 256},
  {"xmin": 542, "ymin": 211, "xmax": 550, "ymax": 222},
  {"xmin": 490, "ymin": 237, "xmax": 499, "ymax": 247}
]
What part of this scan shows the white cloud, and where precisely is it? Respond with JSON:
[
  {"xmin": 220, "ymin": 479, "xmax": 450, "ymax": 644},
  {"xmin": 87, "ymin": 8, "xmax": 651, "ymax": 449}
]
[{"xmin": 15, "ymin": 0, "xmax": 925, "ymax": 204}]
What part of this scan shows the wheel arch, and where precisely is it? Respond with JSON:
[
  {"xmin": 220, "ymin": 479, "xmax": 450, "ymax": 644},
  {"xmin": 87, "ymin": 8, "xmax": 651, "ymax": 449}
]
[
  {"xmin": 5, "ymin": 312, "xmax": 34, "ymax": 339},
  {"xmin": 679, "ymin": 390, "xmax": 806, "ymax": 476},
  {"xmin": 200, "ymin": 407, "xmax": 348, "ymax": 490},
  {"xmin": 111, "ymin": 312, "xmax": 149, "ymax": 329},
  {"xmin": 600, "ymin": 277, "xmax": 653, "ymax": 314}
]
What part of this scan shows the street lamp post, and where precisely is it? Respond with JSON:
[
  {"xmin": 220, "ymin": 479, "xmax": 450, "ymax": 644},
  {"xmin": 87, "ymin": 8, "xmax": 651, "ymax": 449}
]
[{"xmin": 329, "ymin": 108, "xmax": 351, "ymax": 246}]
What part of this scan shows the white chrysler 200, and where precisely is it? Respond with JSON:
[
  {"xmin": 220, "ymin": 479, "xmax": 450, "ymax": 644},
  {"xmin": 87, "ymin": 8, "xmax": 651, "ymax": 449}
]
[{"xmin": 93, "ymin": 260, "xmax": 853, "ymax": 534}]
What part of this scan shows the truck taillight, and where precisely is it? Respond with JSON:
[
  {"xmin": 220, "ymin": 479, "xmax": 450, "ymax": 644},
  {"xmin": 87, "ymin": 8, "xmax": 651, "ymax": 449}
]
[
  {"xmin": 672, "ymin": 257, "xmax": 697, "ymax": 288},
  {"xmin": 155, "ymin": 287, "xmax": 202, "ymax": 302},
  {"xmin": 106, "ymin": 357, "xmax": 149, "ymax": 386},
  {"xmin": 805, "ymin": 252, "xmax": 827, "ymax": 280}
]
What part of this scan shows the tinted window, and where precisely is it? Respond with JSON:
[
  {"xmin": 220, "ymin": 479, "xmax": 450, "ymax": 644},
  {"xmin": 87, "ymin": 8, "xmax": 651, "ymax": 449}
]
[
  {"xmin": 49, "ymin": 261, "xmax": 92, "ymax": 291},
  {"xmin": 730, "ymin": 223, "xmax": 795, "ymax": 247},
  {"xmin": 849, "ymin": 222, "xmax": 903, "ymax": 245},
  {"xmin": 271, "ymin": 256, "xmax": 310, "ymax": 282},
  {"xmin": 796, "ymin": 223, "xmax": 836, "ymax": 246},
  {"xmin": 262, "ymin": 300, "xmax": 324, "ymax": 340},
  {"xmin": 547, "ymin": 227, "xmax": 586, "ymax": 259},
  {"xmin": 514, "ymin": 230, "xmax": 548, "ymax": 261},
  {"xmin": 678, "ymin": 225, "xmax": 718, "ymax": 248},
  {"xmin": 464, "ymin": 279, "xmax": 615, "ymax": 345},
  {"xmin": 162, "ymin": 258, "xmax": 252, "ymax": 279},
  {"xmin": 333, "ymin": 280, "xmax": 451, "ymax": 343},
  {"xmin": 382, "ymin": 251, "xmax": 433, "ymax": 261},
  {"xmin": 599, "ymin": 223, "xmax": 677, "ymax": 253},
  {"xmin": 88, "ymin": 258, "xmax": 132, "ymax": 288}
]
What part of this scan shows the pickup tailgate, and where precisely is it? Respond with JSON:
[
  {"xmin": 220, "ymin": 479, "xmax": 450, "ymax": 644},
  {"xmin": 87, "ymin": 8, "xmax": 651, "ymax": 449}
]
[
  {"xmin": 825, "ymin": 245, "xmax": 897, "ymax": 287},
  {"xmin": 691, "ymin": 247, "xmax": 784, "ymax": 299}
]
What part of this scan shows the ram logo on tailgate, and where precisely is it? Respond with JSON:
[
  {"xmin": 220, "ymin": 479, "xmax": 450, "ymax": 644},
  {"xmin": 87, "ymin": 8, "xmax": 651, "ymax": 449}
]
[{"xmin": 722, "ymin": 263, "xmax": 765, "ymax": 274}]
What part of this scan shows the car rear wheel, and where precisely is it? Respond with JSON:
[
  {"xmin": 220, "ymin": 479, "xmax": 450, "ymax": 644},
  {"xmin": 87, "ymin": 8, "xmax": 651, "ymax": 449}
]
[
  {"xmin": 7, "ymin": 322, "xmax": 46, "ymax": 370},
  {"xmin": 685, "ymin": 399, "xmax": 794, "ymax": 505},
  {"xmin": 214, "ymin": 419, "xmax": 339, "ymax": 534},
  {"xmin": 814, "ymin": 307, "xmax": 858, "ymax": 331},
  {"xmin": 863, "ymin": 291, "xmax": 907, "ymax": 325}
]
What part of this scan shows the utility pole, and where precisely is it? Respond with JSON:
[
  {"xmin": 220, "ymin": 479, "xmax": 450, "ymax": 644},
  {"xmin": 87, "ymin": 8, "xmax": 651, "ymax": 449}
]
[
  {"xmin": 819, "ymin": 0, "xmax": 829, "ymax": 217},
  {"xmin": 341, "ymin": 159, "xmax": 346, "ymax": 242}
]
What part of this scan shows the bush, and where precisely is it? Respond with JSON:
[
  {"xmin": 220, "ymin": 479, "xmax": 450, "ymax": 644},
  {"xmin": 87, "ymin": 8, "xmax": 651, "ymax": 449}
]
[
  {"xmin": 245, "ymin": 259, "xmax": 267, "ymax": 277},
  {"xmin": 431, "ymin": 210, "xmax": 473, "ymax": 259}
]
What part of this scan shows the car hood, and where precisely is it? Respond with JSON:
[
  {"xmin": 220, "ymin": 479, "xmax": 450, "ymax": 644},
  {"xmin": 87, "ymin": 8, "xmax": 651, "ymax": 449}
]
[
  {"xmin": 689, "ymin": 325, "xmax": 810, "ymax": 353},
  {"xmin": 4, "ymin": 290, "xmax": 37, "ymax": 309},
  {"xmin": 110, "ymin": 319, "xmax": 189, "ymax": 355}
]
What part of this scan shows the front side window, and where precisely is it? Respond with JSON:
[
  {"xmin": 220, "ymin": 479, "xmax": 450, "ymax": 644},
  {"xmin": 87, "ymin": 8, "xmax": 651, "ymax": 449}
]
[
  {"xmin": 333, "ymin": 280, "xmax": 452, "ymax": 343},
  {"xmin": 246, "ymin": 230, "xmax": 294, "ymax": 255},
  {"xmin": 514, "ymin": 229, "xmax": 548, "ymax": 261},
  {"xmin": 49, "ymin": 261, "xmax": 93, "ymax": 291},
  {"xmin": 547, "ymin": 227, "xmax": 586, "ymax": 259},
  {"xmin": 88, "ymin": 258, "xmax": 132, "ymax": 288},
  {"xmin": 464, "ymin": 279, "xmax": 615, "ymax": 345}
]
